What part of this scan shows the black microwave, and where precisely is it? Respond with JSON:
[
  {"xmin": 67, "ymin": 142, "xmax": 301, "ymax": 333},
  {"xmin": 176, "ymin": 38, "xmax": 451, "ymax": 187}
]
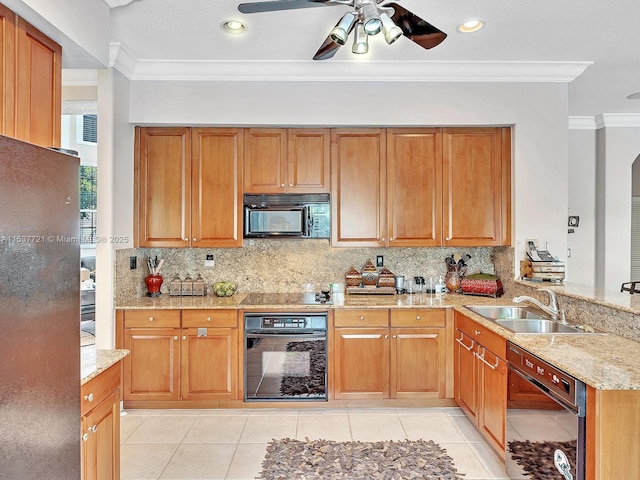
[{"xmin": 243, "ymin": 193, "xmax": 330, "ymax": 239}]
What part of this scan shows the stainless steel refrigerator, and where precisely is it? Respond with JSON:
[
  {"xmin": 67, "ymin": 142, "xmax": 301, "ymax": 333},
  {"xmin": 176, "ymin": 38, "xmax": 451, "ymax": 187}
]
[{"xmin": 0, "ymin": 135, "xmax": 81, "ymax": 479}]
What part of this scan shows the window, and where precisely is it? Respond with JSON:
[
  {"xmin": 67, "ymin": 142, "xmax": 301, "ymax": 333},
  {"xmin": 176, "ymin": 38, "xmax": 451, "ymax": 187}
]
[
  {"xmin": 76, "ymin": 114, "xmax": 98, "ymax": 145},
  {"xmin": 81, "ymin": 165, "xmax": 97, "ymax": 245}
]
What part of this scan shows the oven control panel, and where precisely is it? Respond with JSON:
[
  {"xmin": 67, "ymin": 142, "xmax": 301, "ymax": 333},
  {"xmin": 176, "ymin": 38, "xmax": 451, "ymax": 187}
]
[
  {"xmin": 244, "ymin": 313, "xmax": 328, "ymax": 331},
  {"xmin": 261, "ymin": 317, "xmax": 308, "ymax": 329},
  {"xmin": 507, "ymin": 342, "xmax": 585, "ymax": 411}
]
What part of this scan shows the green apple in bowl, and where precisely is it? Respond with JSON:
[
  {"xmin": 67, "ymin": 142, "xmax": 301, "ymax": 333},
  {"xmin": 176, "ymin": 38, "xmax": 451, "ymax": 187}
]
[{"xmin": 213, "ymin": 281, "xmax": 236, "ymax": 297}]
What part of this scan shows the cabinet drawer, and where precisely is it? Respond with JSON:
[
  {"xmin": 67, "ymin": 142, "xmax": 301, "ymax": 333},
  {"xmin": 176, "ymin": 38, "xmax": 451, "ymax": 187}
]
[
  {"xmin": 391, "ymin": 309, "xmax": 445, "ymax": 327},
  {"xmin": 182, "ymin": 309, "xmax": 237, "ymax": 328},
  {"xmin": 334, "ymin": 309, "xmax": 388, "ymax": 327},
  {"xmin": 455, "ymin": 311, "xmax": 506, "ymax": 358},
  {"xmin": 124, "ymin": 310, "xmax": 180, "ymax": 328},
  {"xmin": 81, "ymin": 361, "xmax": 121, "ymax": 416}
]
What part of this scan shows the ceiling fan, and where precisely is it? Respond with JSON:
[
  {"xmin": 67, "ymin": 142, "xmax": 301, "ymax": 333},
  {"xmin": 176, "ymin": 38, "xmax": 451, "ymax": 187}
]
[{"xmin": 237, "ymin": 0, "xmax": 447, "ymax": 60}]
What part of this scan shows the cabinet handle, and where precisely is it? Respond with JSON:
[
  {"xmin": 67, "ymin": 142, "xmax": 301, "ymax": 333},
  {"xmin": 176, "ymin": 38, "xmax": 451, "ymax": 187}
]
[
  {"xmin": 445, "ymin": 236, "xmax": 451, "ymax": 241},
  {"xmin": 385, "ymin": 334, "xmax": 389, "ymax": 339},
  {"xmin": 359, "ymin": 316, "xmax": 364, "ymax": 321},
  {"xmin": 474, "ymin": 330, "xmax": 481, "ymax": 336},
  {"xmin": 82, "ymin": 433, "xmax": 89, "ymax": 442},
  {"xmin": 206, "ymin": 316, "xmax": 211, "ymax": 322},
  {"xmin": 455, "ymin": 332, "xmax": 474, "ymax": 351},
  {"xmin": 477, "ymin": 350, "xmax": 499, "ymax": 370},
  {"xmin": 148, "ymin": 317, "xmax": 154, "ymax": 322},
  {"xmin": 89, "ymin": 425, "xmax": 98, "ymax": 433},
  {"xmin": 193, "ymin": 238, "xmax": 196, "ymax": 242},
  {"xmin": 392, "ymin": 334, "xmax": 397, "ymax": 338},
  {"xmin": 83, "ymin": 393, "xmax": 94, "ymax": 402},
  {"xmin": 173, "ymin": 336, "xmax": 178, "ymax": 340},
  {"xmin": 281, "ymin": 183, "xmax": 285, "ymax": 188},
  {"xmin": 381, "ymin": 237, "xmax": 385, "ymax": 242},
  {"xmin": 182, "ymin": 336, "xmax": 187, "ymax": 340},
  {"xmin": 289, "ymin": 183, "xmax": 293, "ymax": 187},
  {"xmin": 184, "ymin": 237, "xmax": 188, "ymax": 242},
  {"xmin": 416, "ymin": 315, "xmax": 421, "ymax": 321}
]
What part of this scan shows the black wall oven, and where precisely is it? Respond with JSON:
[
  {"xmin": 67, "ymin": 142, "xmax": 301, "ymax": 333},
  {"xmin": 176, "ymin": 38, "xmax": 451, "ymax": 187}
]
[
  {"xmin": 244, "ymin": 312, "xmax": 328, "ymax": 401},
  {"xmin": 505, "ymin": 342, "xmax": 586, "ymax": 480}
]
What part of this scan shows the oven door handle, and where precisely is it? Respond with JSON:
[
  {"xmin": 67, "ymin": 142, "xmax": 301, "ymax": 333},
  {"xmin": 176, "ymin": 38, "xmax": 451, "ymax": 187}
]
[{"xmin": 509, "ymin": 365, "xmax": 580, "ymax": 415}]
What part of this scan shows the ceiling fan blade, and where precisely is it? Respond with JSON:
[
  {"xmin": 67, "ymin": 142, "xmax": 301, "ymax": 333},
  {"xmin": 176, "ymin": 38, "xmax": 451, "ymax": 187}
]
[
  {"xmin": 312, "ymin": 34, "xmax": 342, "ymax": 60},
  {"xmin": 387, "ymin": 2, "xmax": 447, "ymax": 50},
  {"xmin": 238, "ymin": 0, "xmax": 330, "ymax": 14}
]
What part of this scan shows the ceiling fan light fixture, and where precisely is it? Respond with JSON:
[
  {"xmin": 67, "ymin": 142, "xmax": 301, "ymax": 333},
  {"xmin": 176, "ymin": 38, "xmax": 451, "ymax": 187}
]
[
  {"xmin": 379, "ymin": 12, "xmax": 402, "ymax": 44},
  {"xmin": 352, "ymin": 22, "xmax": 369, "ymax": 54},
  {"xmin": 457, "ymin": 19, "xmax": 484, "ymax": 33},
  {"xmin": 361, "ymin": 3, "xmax": 382, "ymax": 36},
  {"xmin": 330, "ymin": 11, "xmax": 357, "ymax": 46},
  {"xmin": 221, "ymin": 20, "xmax": 247, "ymax": 34}
]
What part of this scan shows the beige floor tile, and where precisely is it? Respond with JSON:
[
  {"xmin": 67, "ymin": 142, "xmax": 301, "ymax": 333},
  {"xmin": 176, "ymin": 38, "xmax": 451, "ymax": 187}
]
[
  {"xmin": 120, "ymin": 443, "xmax": 178, "ymax": 480},
  {"xmin": 450, "ymin": 415, "xmax": 487, "ymax": 443},
  {"xmin": 183, "ymin": 416, "xmax": 248, "ymax": 444},
  {"xmin": 147, "ymin": 409, "xmax": 205, "ymax": 416},
  {"xmin": 296, "ymin": 413, "xmax": 352, "ymax": 441},
  {"xmin": 349, "ymin": 413, "xmax": 407, "ymax": 441},
  {"xmin": 159, "ymin": 443, "xmax": 236, "ymax": 480},
  {"xmin": 226, "ymin": 443, "xmax": 269, "ymax": 480},
  {"xmin": 120, "ymin": 414, "xmax": 146, "ymax": 444},
  {"xmin": 440, "ymin": 442, "xmax": 493, "ymax": 480},
  {"xmin": 400, "ymin": 414, "xmax": 466, "ymax": 443},
  {"xmin": 396, "ymin": 407, "xmax": 449, "ymax": 417},
  {"xmin": 469, "ymin": 443, "xmax": 509, "ymax": 480},
  {"xmin": 238, "ymin": 414, "xmax": 298, "ymax": 443},
  {"xmin": 347, "ymin": 407, "xmax": 399, "ymax": 416},
  {"xmin": 126, "ymin": 415, "xmax": 198, "ymax": 444}
]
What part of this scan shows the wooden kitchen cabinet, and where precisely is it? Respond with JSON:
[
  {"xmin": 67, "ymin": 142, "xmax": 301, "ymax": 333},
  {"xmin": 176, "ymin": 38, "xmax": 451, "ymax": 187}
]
[
  {"xmin": 331, "ymin": 129, "xmax": 387, "ymax": 247},
  {"xmin": 135, "ymin": 127, "xmax": 243, "ymax": 247},
  {"xmin": 333, "ymin": 309, "xmax": 447, "ymax": 399},
  {"xmin": 81, "ymin": 361, "xmax": 122, "ymax": 480},
  {"xmin": 442, "ymin": 127, "xmax": 511, "ymax": 246},
  {"xmin": 120, "ymin": 309, "xmax": 239, "ymax": 406},
  {"xmin": 454, "ymin": 311, "xmax": 507, "ymax": 456},
  {"xmin": 386, "ymin": 129, "xmax": 442, "ymax": 246},
  {"xmin": 243, "ymin": 128, "xmax": 330, "ymax": 193},
  {"xmin": 0, "ymin": 4, "xmax": 61, "ymax": 147}
]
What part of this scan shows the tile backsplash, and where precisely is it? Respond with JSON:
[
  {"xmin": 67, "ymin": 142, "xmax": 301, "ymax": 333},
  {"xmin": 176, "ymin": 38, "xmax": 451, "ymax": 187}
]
[{"xmin": 115, "ymin": 240, "xmax": 510, "ymax": 303}]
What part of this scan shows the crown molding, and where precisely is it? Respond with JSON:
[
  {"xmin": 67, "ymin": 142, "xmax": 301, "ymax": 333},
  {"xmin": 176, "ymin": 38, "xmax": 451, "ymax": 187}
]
[
  {"xmin": 108, "ymin": 43, "xmax": 591, "ymax": 83},
  {"xmin": 569, "ymin": 114, "xmax": 640, "ymax": 129},
  {"xmin": 103, "ymin": 0, "xmax": 135, "ymax": 7}
]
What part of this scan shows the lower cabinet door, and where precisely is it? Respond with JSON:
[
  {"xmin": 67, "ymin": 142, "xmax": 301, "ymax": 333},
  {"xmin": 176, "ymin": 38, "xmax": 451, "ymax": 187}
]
[
  {"xmin": 334, "ymin": 328, "xmax": 389, "ymax": 399},
  {"xmin": 478, "ymin": 346, "xmax": 507, "ymax": 455},
  {"xmin": 390, "ymin": 327, "xmax": 445, "ymax": 398},
  {"xmin": 454, "ymin": 330, "xmax": 479, "ymax": 421},
  {"xmin": 181, "ymin": 327, "xmax": 238, "ymax": 400},
  {"xmin": 82, "ymin": 390, "xmax": 120, "ymax": 480},
  {"xmin": 123, "ymin": 328, "xmax": 180, "ymax": 401}
]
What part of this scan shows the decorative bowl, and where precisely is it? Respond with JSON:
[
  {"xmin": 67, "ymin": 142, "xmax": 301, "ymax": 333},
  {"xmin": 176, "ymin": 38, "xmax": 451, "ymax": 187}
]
[{"xmin": 212, "ymin": 281, "xmax": 236, "ymax": 297}]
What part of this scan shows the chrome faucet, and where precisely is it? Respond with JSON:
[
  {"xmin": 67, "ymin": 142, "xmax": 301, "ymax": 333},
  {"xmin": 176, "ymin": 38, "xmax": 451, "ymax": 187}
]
[{"xmin": 513, "ymin": 288, "xmax": 559, "ymax": 319}]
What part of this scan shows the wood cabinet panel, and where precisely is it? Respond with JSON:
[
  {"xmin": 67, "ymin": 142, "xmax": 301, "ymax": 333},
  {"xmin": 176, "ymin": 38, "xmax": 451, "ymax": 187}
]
[
  {"xmin": 478, "ymin": 346, "xmax": 507, "ymax": 453},
  {"xmin": 123, "ymin": 328, "xmax": 180, "ymax": 401},
  {"xmin": 456, "ymin": 311, "xmax": 506, "ymax": 358},
  {"xmin": 443, "ymin": 128, "xmax": 511, "ymax": 246},
  {"xmin": 387, "ymin": 129, "xmax": 442, "ymax": 246},
  {"xmin": 0, "ymin": 4, "xmax": 16, "ymax": 138},
  {"xmin": 334, "ymin": 327, "xmax": 389, "ymax": 399},
  {"xmin": 243, "ymin": 128, "xmax": 287, "ymax": 193},
  {"xmin": 81, "ymin": 362, "xmax": 121, "ymax": 416},
  {"xmin": 287, "ymin": 129, "xmax": 331, "ymax": 193},
  {"xmin": 124, "ymin": 309, "xmax": 181, "ymax": 328},
  {"xmin": 390, "ymin": 308, "xmax": 445, "ymax": 328},
  {"xmin": 331, "ymin": 129, "xmax": 386, "ymax": 246},
  {"xmin": 454, "ymin": 330, "xmax": 478, "ymax": 421},
  {"xmin": 390, "ymin": 327, "xmax": 445, "ymax": 398},
  {"xmin": 181, "ymin": 327, "xmax": 238, "ymax": 400},
  {"xmin": 181, "ymin": 309, "xmax": 237, "ymax": 328},
  {"xmin": 334, "ymin": 309, "xmax": 389, "ymax": 327},
  {"xmin": 136, "ymin": 127, "xmax": 191, "ymax": 247},
  {"xmin": 82, "ymin": 389, "xmax": 120, "ymax": 480},
  {"xmin": 191, "ymin": 128, "xmax": 243, "ymax": 247}
]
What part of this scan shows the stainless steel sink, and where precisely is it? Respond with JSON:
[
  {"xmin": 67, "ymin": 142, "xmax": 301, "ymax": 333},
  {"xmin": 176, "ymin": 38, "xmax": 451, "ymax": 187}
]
[
  {"xmin": 494, "ymin": 319, "xmax": 581, "ymax": 334},
  {"xmin": 465, "ymin": 305, "xmax": 549, "ymax": 320}
]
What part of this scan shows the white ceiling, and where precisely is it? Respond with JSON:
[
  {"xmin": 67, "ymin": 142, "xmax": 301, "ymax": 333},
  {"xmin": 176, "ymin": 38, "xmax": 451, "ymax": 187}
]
[{"xmin": 104, "ymin": 0, "xmax": 640, "ymax": 117}]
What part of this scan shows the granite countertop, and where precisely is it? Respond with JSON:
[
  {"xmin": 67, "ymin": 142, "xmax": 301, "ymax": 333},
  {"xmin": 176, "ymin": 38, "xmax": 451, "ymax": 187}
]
[{"xmin": 81, "ymin": 348, "xmax": 129, "ymax": 385}]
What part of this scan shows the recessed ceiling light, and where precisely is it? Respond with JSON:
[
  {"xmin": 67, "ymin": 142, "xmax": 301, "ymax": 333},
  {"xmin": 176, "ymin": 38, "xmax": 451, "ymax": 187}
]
[
  {"xmin": 221, "ymin": 20, "xmax": 247, "ymax": 34},
  {"xmin": 457, "ymin": 19, "xmax": 485, "ymax": 34},
  {"xmin": 627, "ymin": 92, "xmax": 640, "ymax": 100}
]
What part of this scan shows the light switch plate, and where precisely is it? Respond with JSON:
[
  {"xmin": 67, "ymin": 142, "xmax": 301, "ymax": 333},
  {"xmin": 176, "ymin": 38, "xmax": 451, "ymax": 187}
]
[{"xmin": 205, "ymin": 254, "xmax": 215, "ymax": 267}]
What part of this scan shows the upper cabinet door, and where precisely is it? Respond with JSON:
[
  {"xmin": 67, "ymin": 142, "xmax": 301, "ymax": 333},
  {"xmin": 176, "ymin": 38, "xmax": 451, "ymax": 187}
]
[
  {"xmin": 287, "ymin": 129, "xmax": 331, "ymax": 193},
  {"xmin": 387, "ymin": 129, "xmax": 442, "ymax": 247},
  {"xmin": 331, "ymin": 129, "xmax": 386, "ymax": 247},
  {"xmin": 135, "ymin": 127, "xmax": 191, "ymax": 247},
  {"xmin": 0, "ymin": 5, "xmax": 16, "ymax": 139},
  {"xmin": 191, "ymin": 128, "xmax": 243, "ymax": 247},
  {"xmin": 243, "ymin": 129, "xmax": 287, "ymax": 193},
  {"xmin": 15, "ymin": 17, "xmax": 61, "ymax": 148},
  {"xmin": 442, "ymin": 127, "xmax": 511, "ymax": 246}
]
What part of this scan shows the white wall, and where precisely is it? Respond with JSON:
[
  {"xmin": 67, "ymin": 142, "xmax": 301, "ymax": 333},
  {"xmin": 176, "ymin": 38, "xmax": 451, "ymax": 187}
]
[
  {"xmin": 596, "ymin": 126, "xmax": 640, "ymax": 290},
  {"xmin": 567, "ymin": 129, "xmax": 596, "ymax": 286},
  {"xmin": 123, "ymin": 79, "xmax": 569, "ymax": 268}
]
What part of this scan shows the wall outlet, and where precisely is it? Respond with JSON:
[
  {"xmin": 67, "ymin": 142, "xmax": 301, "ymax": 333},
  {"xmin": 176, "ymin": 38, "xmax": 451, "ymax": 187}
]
[
  {"xmin": 205, "ymin": 254, "xmax": 215, "ymax": 267},
  {"xmin": 129, "ymin": 256, "xmax": 137, "ymax": 270},
  {"xmin": 376, "ymin": 255, "xmax": 384, "ymax": 267}
]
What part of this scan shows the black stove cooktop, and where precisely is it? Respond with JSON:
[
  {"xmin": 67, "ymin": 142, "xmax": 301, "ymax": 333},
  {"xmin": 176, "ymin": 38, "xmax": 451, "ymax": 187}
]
[{"xmin": 240, "ymin": 292, "xmax": 332, "ymax": 306}]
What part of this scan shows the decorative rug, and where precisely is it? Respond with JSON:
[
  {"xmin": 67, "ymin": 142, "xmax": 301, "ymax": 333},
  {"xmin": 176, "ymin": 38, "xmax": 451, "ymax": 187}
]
[
  {"xmin": 279, "ymin": 341, "xmax": 326, "ymax": 397},
  {"xmin": 257, "ymin": 438, "xmax": 465, "ymax": 479},
  {"xmin": 507, "ymin": 439, "xmax": 577, "ymax": 479}
]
